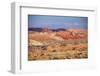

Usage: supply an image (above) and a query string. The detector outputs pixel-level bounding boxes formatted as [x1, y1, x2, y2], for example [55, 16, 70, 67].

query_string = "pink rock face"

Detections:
[28, 29, 87, 41]
[56, 29, 87, 40]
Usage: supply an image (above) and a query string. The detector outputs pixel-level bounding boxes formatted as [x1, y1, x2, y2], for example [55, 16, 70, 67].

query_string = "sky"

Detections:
[28, 15, 88, 29]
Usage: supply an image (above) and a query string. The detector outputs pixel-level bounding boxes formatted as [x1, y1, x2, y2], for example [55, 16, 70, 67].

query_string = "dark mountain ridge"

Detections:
[28, 27, 67, 32]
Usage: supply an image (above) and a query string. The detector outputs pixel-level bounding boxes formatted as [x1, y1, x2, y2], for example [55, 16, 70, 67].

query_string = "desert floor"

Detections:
[28, 39, 88, 61]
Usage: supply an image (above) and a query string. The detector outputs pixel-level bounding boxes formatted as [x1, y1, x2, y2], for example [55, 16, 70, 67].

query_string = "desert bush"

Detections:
[60, 43, 67, 46]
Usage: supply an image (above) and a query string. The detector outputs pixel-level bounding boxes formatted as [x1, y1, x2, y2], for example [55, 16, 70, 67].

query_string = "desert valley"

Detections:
[28, 27, 88, 60]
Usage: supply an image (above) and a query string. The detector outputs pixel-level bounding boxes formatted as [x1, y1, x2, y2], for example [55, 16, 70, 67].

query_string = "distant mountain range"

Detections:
[28, 28, 66, 32]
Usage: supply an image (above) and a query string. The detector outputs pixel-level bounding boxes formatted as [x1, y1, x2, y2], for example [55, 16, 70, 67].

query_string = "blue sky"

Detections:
[28, 15, 88, 29]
